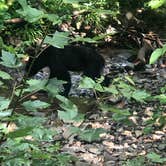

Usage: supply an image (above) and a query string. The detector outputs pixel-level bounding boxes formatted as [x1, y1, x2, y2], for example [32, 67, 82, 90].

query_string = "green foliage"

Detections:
[69, 127, 105, 142]
[148, 0, 166, 9]
[0, 96, 10, 111]
[0, 0, 11, 29]
[57, 95, 84, 122]
[143, 109, 165, 133]
[0, 109, 12, 117]
[0, 112, 70, 165]
[0, 70, 12, 80]
[100, 104, 131, 124]
[81, 76, 151, 103]
[149, 44, 166, 64]
[7, 126, 34, 139]
[122, 156, 145, 166]
[107, 78, 151, 102]
[46, 78, 65, 97]
[22, 100, 50, 112]
[147, 152, 166, 163]
[17, 0, 44, 23]
[25, 79, 47, 92]
[0, 1, 165, 165]
[154, 94, 166, 104]
[143, 126, 153, 134]
[44, 14, 61, 25]
[0, 50, 22, 68]
[0, 20, 75, 165]
[16, 115, 46, 127]
[79, 76, 105, 92]
[79, 76, 96, 89]
[72, 36, 99, 43]
[44, 31, 70, 48]
[78, 128, 105, 142]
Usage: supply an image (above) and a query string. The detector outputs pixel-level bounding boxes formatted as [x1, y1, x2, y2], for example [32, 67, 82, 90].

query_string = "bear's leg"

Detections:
[83, 64, 101, 80]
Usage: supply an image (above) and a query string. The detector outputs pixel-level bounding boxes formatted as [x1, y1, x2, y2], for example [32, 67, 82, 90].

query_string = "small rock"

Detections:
[127, 147, 135, 152]
[88, 147, 101, 155]
[158, 144, 165, 151]
[122, 130, 132, 137]
[102, 141, 115, 149]
[145, 143, 152, 149]
[75, 161, 91, 166]
[152, 134, 163, 140]
[104, 151, 114, 162]
[131, 143, 137, 149]
[62, 146, 86, 153]
[153, 144, 158, 148]
[104, 161, 116, 166]
[118, 136, 124, 142]
[135, 130, 143, 137]
[117, 127, 123, 132]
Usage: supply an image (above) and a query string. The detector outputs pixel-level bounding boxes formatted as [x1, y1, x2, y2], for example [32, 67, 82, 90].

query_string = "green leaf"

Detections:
[94, 83, 105, 92]
[44, 14, 61, 25]
[162, 44, 166, 53]
[68, 126, 81, 135]
[5, 139, 35, 152]
[79, 128, 105, 142]
[112, 112, 130, 122]
[0, 80, 3, 86]
[56, 154, 76, 166]
[0, 96, 10, 111]
[32, 127, 55, 141]
[16, 115, 46, 127]
[149, 48, 163, 64]
[100, 104, 112, 112]
[125, 76, 135, 86]
[3, 158, 31, 166]
[154, 94, 166, 104]
[111, 108, 131, 122]
[0, 50, 22, 68]
[143, 126, 153, 134]
[72, 37, 98, 43]
[44, 31, 70, 48]
[56, 95, 78, 112]
[132, 90, 150, 102]
[117, 81, 135, 99]
[25, 79, 47, 92]
[58, 109, 78, 122]
[22, 100, 50, 112]
[79, 77, 96, 89]
[8, 127, 34, 138]
[100, 105, 131, 123]
[148, 0, 166, 9]
[123, 157, 145, 166]
[17, 0, 44, 23]
[31, 151, 51, 160]
[17, 0, 28, 9]
[46, 78, 65, 97]
[0, 70, 12, 80]
[147, 152, 166, 163]
[103, 85, 119, 94]
[63, 0, 82, 4]
[0, 36, 4, 48]
[57, 95, 84, 122]
[0, 109, 12, 117]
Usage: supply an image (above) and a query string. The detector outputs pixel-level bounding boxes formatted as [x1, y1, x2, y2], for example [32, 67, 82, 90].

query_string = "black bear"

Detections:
[25, 45, 106, 96]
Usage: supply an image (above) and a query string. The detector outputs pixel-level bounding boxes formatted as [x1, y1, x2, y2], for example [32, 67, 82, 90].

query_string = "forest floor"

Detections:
[1, 43, 165, 166]
[32, 48, 166, 166]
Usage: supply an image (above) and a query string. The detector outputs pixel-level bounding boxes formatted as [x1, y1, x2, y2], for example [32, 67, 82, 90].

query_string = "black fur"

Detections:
[25, 45, 105, 96]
